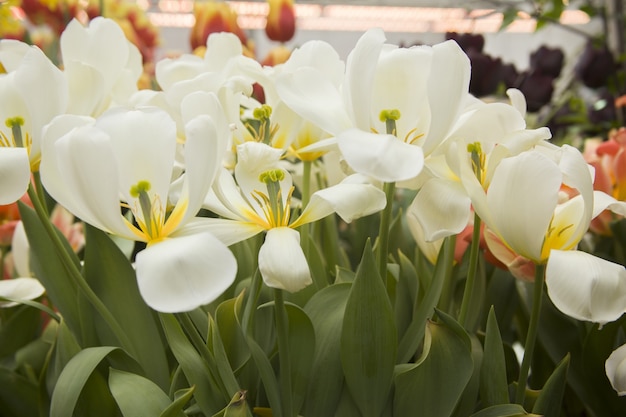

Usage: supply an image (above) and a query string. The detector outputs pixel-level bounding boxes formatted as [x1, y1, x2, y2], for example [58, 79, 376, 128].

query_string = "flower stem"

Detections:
[299, 161, 312, 257]
[32, 171, 48, 216]
[515, 263, 546, 405]
[273, 289, 293, 417]
[26, 184, 132, 350]
[377, 181, 396, 280]
[458, 213, 482, 329]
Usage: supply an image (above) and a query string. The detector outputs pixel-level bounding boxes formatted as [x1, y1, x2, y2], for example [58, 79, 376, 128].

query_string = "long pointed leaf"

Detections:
[340, 240, 396, 417]
[480, 306, 510, 407]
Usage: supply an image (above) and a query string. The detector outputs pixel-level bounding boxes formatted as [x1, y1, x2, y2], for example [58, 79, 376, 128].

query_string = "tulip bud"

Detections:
[190, 1, 247, 50]
[606, 344, 626, 396]
[265, 0, 296, 43]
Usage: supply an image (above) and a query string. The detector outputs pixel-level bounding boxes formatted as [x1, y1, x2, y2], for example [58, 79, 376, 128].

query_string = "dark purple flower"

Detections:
[530, 45, 564, 78]
[466, 49, 503, 97]
[516, 71, 555, 112]
[445, 32, 484, 53]
[575, 42, 617, 89]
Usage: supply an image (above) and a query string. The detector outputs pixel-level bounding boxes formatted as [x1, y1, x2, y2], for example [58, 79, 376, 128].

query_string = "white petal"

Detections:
[296, 180, 386, 226]
[97, 108, 177, 206]
[338, 128, 424, 183]
[135, 233, 237, 312]
[592, 190, 626, 218]
[422, 40, 470, 155]
[0, 277, 45, 308]
[0, 148, 30, 204]
[11, 221, 31, 278]
[258, 227, 312, 292]
[0, 39, 32, 72]
[606, 344, 626, 396]
[506, 88, 527, 118]
[275, 68, 352, 135]
[546, 250, 626, 325]
[345, 28, 386, 131]
[177, 217, 263, 247]
[409, 178, 471, 241]
[487, 151, 561, 261]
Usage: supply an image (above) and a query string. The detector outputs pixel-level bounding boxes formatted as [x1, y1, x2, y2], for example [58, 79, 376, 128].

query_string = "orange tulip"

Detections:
[265, 0, 295, 43]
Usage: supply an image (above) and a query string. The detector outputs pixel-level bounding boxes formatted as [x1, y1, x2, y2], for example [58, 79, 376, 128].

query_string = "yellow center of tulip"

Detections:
[1, 117, 38, 171]
[249, 169, 294, 229]
[125, 180, 186, 244]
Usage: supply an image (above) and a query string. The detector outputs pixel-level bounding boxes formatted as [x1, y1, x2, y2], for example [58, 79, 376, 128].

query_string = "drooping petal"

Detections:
[295, 179, 386, 227]
[338, 128, 424, 183]
[408, 178, 471, 242]
[546, 250, 626, 325]
[177, 217, 263, 247]
[592, 190, 626, 218]
[606, 344, 626, 396]
[11, 221, 31, 278]
[487, 150, 562, 261]
[506, 88, 527, 118]
[135, 233, 237, 312]
[0, 277, 45, 308]
[0, 148, 30, 205]
[258, 227, 312, 292]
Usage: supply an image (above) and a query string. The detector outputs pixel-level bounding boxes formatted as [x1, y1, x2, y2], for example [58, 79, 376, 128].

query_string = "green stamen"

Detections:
[130, 180, 155, 237]
[467, 142, 485, 182]
[379, 109, 401, 135]
[258, 169, 287, 227]
[6, 117, 24, 148]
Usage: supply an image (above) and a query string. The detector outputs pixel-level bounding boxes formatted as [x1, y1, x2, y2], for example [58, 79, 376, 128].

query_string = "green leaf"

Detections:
[208, 315, 242, 396]
[398, 235, 455, 362]
[395, 251, 418, 341]
[454, 335, 484, 417]
[499, 8, 519, 31]
[215, 295, 250, 373]
[285, 303, 315, 415]
[0, 304, 42, 357]
[0, 366, 39, 417]
[340, 240, 396, 417]
[161, 386, 196, 417]
[109, 368, 184, 417]
[18, 203, 91, 344]
[470, 403, 537, 417]
[394, 310, 473, 417]
[303, 283, 351, 417]
[159, 313, 226, 415]
[532, 354, 569, 417]
[480, 307, 510, 407]
[83, 225, 169, 389]
[49, 346, 131, 417]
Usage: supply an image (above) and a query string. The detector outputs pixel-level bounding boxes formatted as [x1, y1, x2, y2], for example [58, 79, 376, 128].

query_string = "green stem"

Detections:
[26, 184, 132, 349]
[436, 234, 458, 314]
[515, 263, 546, 405]
[377, 181, 396, 280]
[299, 161, 312, 257]
[32, 171, 48, 216]
[242, 269, 263, 334]
[458, 213, 483, 329]
[273, 289, 293, 417]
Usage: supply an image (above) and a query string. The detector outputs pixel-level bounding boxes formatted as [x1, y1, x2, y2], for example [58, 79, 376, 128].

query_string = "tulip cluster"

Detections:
[2, 16, 626, 417]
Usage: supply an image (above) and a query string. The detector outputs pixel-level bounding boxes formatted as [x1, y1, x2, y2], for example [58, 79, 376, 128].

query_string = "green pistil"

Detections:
[379, 109, 401, 136]
[253, 104, 272, 121]
[467, 142, 484, 181]
[259, 169, 285, 227]
[130, 180, 154, 237]
[6, 117, 24, 148]
[253, 104, 273, 145]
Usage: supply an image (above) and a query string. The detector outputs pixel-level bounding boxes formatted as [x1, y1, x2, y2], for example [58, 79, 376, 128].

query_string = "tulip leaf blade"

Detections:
[532, 353, 569, 417]
[394, 309, 473, 417]
[480, 306, 510, 407]
[303, 282, 351, 417]
[108, 368, 184, 417]
[340, 239, 397, 417]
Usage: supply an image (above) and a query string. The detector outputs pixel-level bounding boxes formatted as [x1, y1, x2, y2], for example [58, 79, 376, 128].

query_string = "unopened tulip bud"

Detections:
[265, 0, 296, 43]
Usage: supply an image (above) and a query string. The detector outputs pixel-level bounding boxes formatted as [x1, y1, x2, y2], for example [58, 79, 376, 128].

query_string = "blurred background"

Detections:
[2, 0, 625, 143]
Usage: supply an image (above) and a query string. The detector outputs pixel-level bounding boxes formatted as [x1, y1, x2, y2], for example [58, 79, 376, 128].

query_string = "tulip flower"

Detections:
[265, 0, 296, 43]
[60, 17, 143, 117]
[276, 29, 470, 184]
[190, 1, 247, 51]
[40, 104, 237, 312]
[201, 141, 386, 292]
[0, 40, 67, 204]
[606, 343, 626, 396]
